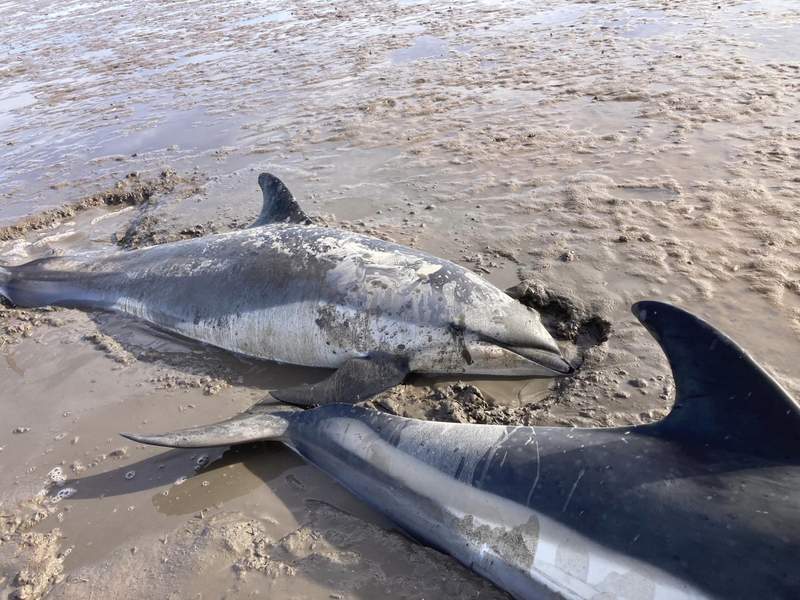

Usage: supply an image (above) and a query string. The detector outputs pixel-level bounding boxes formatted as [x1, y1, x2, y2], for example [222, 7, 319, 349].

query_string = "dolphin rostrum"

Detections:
[0, 173, 571, 404]
[123, 301, 800, 599]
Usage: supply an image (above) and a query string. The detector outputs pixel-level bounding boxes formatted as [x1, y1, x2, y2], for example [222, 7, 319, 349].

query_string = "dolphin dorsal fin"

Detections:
[634, 301, 800, 459]
[251, 173, 311, 227]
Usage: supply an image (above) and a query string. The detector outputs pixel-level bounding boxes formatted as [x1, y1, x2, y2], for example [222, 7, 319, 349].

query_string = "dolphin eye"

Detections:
[448, 323, 465, 336]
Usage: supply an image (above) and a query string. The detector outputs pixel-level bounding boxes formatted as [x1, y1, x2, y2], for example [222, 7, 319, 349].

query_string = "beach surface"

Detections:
[1, 0, 799, 597]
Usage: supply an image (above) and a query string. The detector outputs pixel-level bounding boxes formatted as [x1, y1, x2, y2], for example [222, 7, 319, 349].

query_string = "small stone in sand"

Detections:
[559, 250, 576, 262]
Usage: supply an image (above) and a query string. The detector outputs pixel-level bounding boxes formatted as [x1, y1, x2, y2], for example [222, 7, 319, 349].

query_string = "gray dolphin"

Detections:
[124, 301, 800, 599]
[0, 173, 571, 403]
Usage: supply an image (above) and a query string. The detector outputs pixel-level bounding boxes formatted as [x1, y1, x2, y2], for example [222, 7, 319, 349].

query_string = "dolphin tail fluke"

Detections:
[633, 301, 800, 458]
[0, 256, 83, 308]
[120, 402, 301, 448]
[251, 173, 311, 227]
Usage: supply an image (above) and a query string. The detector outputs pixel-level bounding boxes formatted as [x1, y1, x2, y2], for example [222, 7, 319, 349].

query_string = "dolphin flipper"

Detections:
[634, 300, 800, 459]
[272, 354, 409, 407]
[251, 173, 311, 227]
[121, 402, 301, 448]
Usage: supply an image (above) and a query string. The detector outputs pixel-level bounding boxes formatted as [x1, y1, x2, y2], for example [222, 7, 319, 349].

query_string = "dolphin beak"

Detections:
[506, 345, 575, 376]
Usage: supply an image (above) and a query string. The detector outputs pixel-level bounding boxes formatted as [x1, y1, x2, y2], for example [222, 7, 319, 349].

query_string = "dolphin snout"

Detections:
[506, 345, 574, 376]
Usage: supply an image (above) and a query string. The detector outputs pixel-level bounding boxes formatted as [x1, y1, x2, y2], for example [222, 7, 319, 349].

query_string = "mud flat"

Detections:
[2, 0, 799, 598]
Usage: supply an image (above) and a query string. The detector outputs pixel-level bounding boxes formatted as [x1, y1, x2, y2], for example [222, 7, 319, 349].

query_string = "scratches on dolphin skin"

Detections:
[526, 438, 542, 508]
[476, 428, 512, 486]
[562, 468, 586, 513]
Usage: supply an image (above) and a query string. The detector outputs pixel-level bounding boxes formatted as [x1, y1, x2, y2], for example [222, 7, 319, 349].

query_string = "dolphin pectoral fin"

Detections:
[120, 402, 301, 448]
[272, 355, 410, 407]
[633, 301, 800, 458]
[251, 173, 311, 227]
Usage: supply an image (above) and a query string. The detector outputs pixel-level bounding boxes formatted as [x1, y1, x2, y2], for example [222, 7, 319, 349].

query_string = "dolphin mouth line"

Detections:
[471, 331, 574, 376]
[502, 343, 575, 375]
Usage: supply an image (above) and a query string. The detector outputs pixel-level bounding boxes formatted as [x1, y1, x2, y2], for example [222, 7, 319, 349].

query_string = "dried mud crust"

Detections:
[115, 214, 227, 250]
[0, 170, 203, 243]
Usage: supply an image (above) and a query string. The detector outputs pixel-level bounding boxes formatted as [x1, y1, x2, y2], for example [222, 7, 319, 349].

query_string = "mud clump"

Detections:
[0, 494, 65, 600]
[150, 372, 228, 396]
[368, 376, 669, 430]
[220, 502, 505, 596]
[0, 170, 186, 242]
[0, 306, 64, 348]
[367, 382, 556, 427]
[115, 215, 222, 250]
[83, 332, 136, 365]
[5, 531, 64, 599]
[506, 280, 612, 346]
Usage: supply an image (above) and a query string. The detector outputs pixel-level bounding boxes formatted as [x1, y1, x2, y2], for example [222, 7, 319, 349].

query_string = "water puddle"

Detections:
[390, 35, 451, 63]
[618, 10, 687, 39]
[152, 444, 304, 517]
[238, 10, 294, 27]
[0, 81, 36, 133]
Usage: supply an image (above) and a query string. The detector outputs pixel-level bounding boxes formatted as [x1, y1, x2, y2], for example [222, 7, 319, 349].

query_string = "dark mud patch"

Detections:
[506, 280, 612, 347]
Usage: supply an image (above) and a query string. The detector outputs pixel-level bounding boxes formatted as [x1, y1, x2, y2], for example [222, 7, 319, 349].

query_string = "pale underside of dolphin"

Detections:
[0, 173, 571, 405]
[125, 301, 800, 599]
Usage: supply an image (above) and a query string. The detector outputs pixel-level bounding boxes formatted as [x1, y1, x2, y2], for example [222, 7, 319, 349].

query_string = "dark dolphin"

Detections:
[0, 173, 571, 404]
[124, 301, 800, 599]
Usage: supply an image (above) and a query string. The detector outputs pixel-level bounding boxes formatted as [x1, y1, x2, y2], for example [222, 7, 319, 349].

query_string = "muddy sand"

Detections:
[1, 0, 799, 598]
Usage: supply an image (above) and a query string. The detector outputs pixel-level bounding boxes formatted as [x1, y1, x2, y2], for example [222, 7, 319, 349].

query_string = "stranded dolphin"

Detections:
[0, 173, 571, 403]
[124, 301, 800, 599]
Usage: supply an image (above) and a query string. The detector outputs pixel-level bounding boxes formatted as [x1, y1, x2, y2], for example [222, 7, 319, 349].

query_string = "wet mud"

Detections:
[2, 0, 799, 598]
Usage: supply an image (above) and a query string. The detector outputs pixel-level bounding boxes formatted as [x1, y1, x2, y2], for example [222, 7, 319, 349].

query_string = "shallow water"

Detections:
[1, 0, 799, 598]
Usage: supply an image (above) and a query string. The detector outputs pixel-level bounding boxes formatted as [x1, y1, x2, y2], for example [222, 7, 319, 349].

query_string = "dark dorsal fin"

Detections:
[251, 173, 311, 227]
[634, 301, 800, 459]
